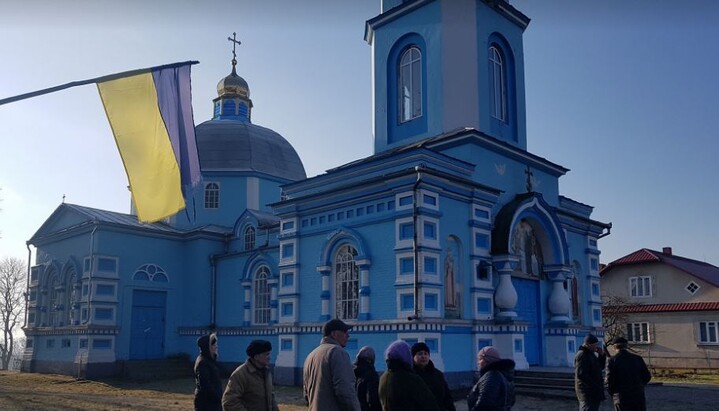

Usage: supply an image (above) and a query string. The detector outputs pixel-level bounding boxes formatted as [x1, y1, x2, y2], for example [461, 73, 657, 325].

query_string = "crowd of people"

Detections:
[191, 320, 652, 411]
[191, 318, 516, 411]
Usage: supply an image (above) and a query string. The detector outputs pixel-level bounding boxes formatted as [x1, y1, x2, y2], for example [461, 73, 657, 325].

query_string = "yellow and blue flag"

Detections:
[97, 62, 200, 223]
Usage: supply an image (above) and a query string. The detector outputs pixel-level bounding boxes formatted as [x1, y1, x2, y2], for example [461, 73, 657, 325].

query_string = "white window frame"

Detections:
[399, 46, 422, 123]
[627, 322, 651, 344]
[699, 321, 719, 344]
[629, 276, 652, 298]
[489, 45, 506, 121]
[253, 266, 271, 325]
[204, 182, 220, 209]
[334, 245, 359, 320]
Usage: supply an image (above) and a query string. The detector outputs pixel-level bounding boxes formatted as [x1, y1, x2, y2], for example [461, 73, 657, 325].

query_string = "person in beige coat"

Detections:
[222, 340, 279, 411]
[303, 319, 361, 411]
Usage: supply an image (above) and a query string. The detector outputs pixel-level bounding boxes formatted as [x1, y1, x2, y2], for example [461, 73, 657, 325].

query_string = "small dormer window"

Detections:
[204, 183, 219, 209]
[686, 281, 700, 295]
[244, 226, 256, 251]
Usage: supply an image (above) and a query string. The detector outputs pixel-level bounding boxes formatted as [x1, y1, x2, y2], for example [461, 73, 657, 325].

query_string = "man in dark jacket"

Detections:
[354, 346, 381, 411]
[606, 337, 651, 411]
[194, 333, 223, 411]
[379, 340, 440, 411]
[411, 342, 456, 411]
[574, 334, 606, 411]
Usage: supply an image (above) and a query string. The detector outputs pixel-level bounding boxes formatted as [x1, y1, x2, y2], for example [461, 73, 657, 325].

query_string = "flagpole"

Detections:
[0, 60, 199, 106]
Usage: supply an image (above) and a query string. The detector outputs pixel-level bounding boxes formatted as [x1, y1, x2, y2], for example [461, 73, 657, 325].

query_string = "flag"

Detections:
[97, 63, 200, 223]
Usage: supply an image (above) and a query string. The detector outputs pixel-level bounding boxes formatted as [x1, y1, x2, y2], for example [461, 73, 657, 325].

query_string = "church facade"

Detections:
[22, 0, 609, 387]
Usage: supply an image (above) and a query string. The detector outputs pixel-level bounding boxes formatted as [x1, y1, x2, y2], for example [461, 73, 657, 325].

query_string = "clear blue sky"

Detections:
[1, 0, 717, 267]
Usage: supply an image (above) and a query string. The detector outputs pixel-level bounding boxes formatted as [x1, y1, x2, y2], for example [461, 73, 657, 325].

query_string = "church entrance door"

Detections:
[514, 278, 542, 365]
[130, 290, 167, 360]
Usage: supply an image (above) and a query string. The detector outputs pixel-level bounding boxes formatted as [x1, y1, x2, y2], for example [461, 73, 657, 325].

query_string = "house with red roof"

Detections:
[600, 247, 719, 369]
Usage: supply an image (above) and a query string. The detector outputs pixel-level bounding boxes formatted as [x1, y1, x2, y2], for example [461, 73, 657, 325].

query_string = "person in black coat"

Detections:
[574, 334, 606, 411]
[606, 337, 652, 411]
[411, 342, 456, 411]
[467, 346, 515, 411]
[354, 345, 382, 411]
[194, 333, 223, 411]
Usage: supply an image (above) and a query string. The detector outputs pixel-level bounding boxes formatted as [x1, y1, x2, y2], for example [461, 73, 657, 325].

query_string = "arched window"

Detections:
[489, 45, 506, 122]
[204, 182, 219, 209]
[244, 226, 256, 251]
[399, 46, 422, 123]
[133, 264, 169, 282]
[335, 245, 359, 320]
[253, 266, 271, 325]
[48, 274, 60, 327]
[66, 270, 78, 325]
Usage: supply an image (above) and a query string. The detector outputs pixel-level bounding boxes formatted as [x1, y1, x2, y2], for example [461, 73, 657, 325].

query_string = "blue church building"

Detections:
[22, 0, 610, 387]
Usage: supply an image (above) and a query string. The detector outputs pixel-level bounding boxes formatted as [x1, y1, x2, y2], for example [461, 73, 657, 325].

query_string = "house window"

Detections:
[686, 281, 700, 295]
[281, 243, 294, 259]
[281, 338, 293, 351]
[627, 322, 650, 343]
[61, 339, 71, 348]
[699, 321, 719, 344]
[477, 298, 492, 314]
[335, 245, 359, 320]
[253, 266, 271, 325]
[244, 226, 256, 251]
[97, 257, 117, 272]
[399, 46, 422, 123]
[204, 182, 219, 209]
[629, 276, 652, 297]
[489, 45, 506, 121]
[95, 308, 113, 321]
[96, 284, 115, 296]
[475, 232, 489, 249]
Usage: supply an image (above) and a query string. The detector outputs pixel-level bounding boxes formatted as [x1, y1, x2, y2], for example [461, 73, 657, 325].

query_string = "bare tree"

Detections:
[0, 256, 26, 370]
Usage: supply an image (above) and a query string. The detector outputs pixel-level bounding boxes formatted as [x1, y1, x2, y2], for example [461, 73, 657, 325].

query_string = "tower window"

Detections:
[253, 266, 271, 325]
[204, 183, 219, 209]
[399, 46, 422, 123]
[489, 45, 506, 122]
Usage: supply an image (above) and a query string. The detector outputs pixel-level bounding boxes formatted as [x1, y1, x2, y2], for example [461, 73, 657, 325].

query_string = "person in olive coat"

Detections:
[411, 342, 456, 411]
[194, 333, 223, 411]
[354, 346, 381, 411]
[222, 339, 279, 411]
[378, 340, 440, 411]
[606, 337, 651, 411]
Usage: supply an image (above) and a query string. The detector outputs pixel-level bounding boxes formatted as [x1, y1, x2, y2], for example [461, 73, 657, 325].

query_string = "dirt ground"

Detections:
[2, 370, 719, 410]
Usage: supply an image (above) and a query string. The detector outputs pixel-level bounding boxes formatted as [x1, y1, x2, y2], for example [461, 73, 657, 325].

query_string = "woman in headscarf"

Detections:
[354, 346, 381, 411]
[466, 346, 515, 411]
[378, 340, 440, 411]
[194, 333, 223, 411]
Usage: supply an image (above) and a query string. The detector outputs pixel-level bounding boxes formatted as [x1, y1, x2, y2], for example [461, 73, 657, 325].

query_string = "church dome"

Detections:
[217, 68, 250, 99]
[195, 119, 306, 181]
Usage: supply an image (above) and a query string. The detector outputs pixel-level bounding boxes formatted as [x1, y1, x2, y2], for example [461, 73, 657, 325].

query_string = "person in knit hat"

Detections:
[193, 333, 223, 411]
[222, 339, 279, 411]
[574, 334, 606, 411]
[378, 340, 440, 411]
[354, 346, 381, 411]
[467, 346, 516, 411]
[411, 342, 456, 410]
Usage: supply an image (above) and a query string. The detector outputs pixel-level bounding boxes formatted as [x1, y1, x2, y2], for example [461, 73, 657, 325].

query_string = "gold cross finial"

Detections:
[227, 32, 241, 72]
